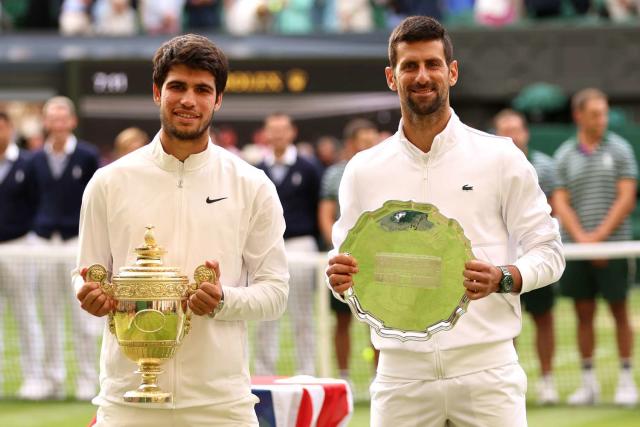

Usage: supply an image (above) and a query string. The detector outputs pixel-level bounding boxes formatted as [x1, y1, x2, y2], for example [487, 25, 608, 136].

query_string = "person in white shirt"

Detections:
[326, 16, 564, 427]
[74, 34, 289, 426]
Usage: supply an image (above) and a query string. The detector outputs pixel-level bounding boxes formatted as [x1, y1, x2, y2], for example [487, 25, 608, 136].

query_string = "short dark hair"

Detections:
[343, 118, 377, 141]
[0, 111, 9, 123]
[388, 16, 453, 68]
[153, 34, 228, 97]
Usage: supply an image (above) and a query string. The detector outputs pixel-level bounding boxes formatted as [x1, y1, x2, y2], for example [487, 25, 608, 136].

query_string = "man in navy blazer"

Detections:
[28, 96, 100, 400]
[0, 111, 47, 400]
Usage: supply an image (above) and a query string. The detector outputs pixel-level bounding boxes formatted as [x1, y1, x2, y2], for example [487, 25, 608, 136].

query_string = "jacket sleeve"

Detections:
[71, 169, 113, 294]
[217, 179, 289, 321]
[502, 147, 565, 294]
[325, 158, 361, 301]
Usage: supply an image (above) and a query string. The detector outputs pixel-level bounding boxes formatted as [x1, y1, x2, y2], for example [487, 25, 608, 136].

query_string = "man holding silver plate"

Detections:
[74, 35, 289, 426]
[326, 16, 565, 427]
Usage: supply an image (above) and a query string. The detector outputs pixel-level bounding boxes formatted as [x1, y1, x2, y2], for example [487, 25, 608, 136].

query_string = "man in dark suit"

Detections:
[28, 96, 100, 400]
[0, 111, 47, 399]
[254, 113, 321, 376]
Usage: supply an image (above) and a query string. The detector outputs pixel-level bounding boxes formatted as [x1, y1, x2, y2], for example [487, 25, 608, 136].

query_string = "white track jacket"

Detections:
[73, 135, 289, 408]
[331, 111, 564, 380]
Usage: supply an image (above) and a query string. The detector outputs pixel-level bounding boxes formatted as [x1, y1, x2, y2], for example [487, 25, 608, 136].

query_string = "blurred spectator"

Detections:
[494, 109, 559, 405]
[225, 0, 272, 35]
[0, 111, 47, 400]
[552, 88, 638, 406]
[19, 116, 45, 152]
[27, 96, 101, 400]
[254, 113, 320, 376]
[335, 0, 373, 32]
[384, 0, 443, 29]
[139, 0, 184, 35]
[318, 118, 379, 384]
[113, 126, 149, 159]
[59, 0, 93, 35]
[275, 0, 314, 34]
[606, 0, 640, 21]
[315, 135, 339, 172]
[211, 125, 240, 156]
[475, 0, 520, 26]
[185, 0, 223, 30]
[93, 0, 138, 36]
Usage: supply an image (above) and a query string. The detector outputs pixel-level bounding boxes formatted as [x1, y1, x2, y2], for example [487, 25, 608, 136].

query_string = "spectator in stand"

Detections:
[475, 0, 520, 26]
[384, 0, 443, 28]
[494, 109, 558, 405]
[334, 0, 373, 32]
[93, 0, 138, 36]
[225, 0, 272, 35]
[254, 112, 321, 376]
[0, 111, 47, 400]
[606, 0, 640, 21]
[552, 88, 639, 406]
[275, 0, 314, 34]
[27, 96, 101, 400]
[185, 0, 224, 31]
[318, 118, 379, 384]
[113, 126, 149, 160]
[59, 0, 93, 35]
[139, 0, 184, 35]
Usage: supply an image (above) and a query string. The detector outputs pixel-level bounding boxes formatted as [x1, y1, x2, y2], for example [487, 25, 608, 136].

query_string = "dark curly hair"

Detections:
[152, 34, 228, 97]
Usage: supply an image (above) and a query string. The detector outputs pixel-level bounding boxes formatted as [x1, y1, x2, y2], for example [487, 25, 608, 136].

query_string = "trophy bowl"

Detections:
[86, 226, 215, 403]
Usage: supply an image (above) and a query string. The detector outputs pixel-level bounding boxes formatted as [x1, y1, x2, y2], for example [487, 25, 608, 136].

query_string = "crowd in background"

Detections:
[0, 0, 639, 36]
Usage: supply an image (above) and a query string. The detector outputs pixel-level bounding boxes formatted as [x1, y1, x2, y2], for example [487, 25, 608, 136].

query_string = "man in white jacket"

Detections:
[74, 34, 289, 426]
[326, 16, 564, 427]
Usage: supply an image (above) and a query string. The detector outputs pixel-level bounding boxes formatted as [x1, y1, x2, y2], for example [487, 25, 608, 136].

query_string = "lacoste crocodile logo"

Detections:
[206, 197, 228, 204]
[462, 184, 473, 191]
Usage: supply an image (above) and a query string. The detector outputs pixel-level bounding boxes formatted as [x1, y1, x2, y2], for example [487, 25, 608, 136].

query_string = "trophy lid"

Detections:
[115, 226, 185, 280]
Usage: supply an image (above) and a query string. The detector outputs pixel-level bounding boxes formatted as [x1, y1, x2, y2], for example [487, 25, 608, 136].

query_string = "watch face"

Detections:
[499, 266, 513, 293]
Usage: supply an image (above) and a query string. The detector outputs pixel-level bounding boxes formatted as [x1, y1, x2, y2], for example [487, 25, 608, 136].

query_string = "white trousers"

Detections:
[370, 363, 528, 427]
[33, 234, 101, 392]
[0, 235, 45, 385]
[254, 235, 317, 376]
[95, 396, 259, 427]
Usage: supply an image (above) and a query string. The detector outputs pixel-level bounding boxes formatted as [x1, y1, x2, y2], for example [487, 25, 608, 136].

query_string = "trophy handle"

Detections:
[184, 264, 217, 335]
[86, 264, 116, 335]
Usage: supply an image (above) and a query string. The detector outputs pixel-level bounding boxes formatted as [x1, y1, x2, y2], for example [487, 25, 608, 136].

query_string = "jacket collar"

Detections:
[149, 132, 213, 172]
[4, 142, 19, 162]
[264, 144, 297, 168]
[44, 135, 77, 155]
[396, 108, 460, 162]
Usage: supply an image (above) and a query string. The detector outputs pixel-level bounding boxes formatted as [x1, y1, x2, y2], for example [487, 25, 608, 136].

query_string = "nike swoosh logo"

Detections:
[206, 197, 228, 204]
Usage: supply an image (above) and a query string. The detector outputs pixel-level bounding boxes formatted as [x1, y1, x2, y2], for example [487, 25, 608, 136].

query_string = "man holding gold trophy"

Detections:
[326, 16, 565, 427]
[74, 34, 289, 426]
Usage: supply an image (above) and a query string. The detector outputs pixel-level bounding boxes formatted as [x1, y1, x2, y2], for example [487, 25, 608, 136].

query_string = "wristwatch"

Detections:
[497, 266, 514, 293]
[208, 289, 225, 318]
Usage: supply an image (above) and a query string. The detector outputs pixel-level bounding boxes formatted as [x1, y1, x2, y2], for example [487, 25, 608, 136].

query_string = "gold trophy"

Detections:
[86, 226, 214, 403]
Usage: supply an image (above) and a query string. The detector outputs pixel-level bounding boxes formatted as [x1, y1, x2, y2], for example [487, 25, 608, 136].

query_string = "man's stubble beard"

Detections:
[405, 85, 448, 117]
[160, 110, 215, 141]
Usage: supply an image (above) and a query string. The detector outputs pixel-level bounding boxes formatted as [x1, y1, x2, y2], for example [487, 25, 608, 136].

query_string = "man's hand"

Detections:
[326, 253, 359, 295]
[188, 260, 223, 316]
[76, 267, 115, 317]
[462, 259, 502, 300]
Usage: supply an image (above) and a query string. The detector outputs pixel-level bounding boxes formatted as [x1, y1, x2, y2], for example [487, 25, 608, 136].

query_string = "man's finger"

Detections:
[329, 254, 358, 267]
[76, 282, 98, 301]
